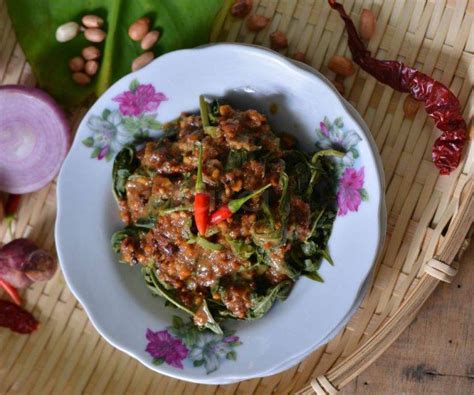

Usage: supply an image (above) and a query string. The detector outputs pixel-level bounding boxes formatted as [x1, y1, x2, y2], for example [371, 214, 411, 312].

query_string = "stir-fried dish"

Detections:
[112, 96, 341, 334]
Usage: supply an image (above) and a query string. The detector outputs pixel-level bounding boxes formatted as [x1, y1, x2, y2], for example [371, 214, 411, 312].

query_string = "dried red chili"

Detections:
[0, 300, 38, 334]
[0, 279, 22, 306]
[328, 0, 467, 175]
[5, 194, 20, 220]
[194, 143, 210, 235]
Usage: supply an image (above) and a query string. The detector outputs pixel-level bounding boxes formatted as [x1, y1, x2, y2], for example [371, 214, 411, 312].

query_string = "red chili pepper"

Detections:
[0, 279, 22, 306]
[210, 184, 272, 225]
[0, 300, 38, 334]
[328, 0, 467, 175]
[194, 143, 210, 235]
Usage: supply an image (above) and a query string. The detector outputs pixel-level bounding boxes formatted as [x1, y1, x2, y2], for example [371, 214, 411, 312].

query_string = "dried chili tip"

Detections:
[231, 0, 253, 18]
[0, 300, 39, 334]
[328, 0, 468, 175]
[5, 194, 21, 219]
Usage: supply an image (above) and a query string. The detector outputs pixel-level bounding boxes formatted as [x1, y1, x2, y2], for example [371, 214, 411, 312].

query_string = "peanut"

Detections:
[82, 46, 101, 60]
[55, 21, 80, 42]
[231, 0, 253, 18]
[68, 56, 85, 72]
[84, 60, 99, 76]
[128, 17, 150, 41]
[131, 51, 154, 71]
[292, 52, 306, 63]
[328, 55, 354, 76]
[81, 15, 104, 28]
[84, 28, 106, 42]
[333, 80, 345, 95]
[72, 72, 91, 85]
[403, 96, 420, 118]
[359, 9, 376, 40]
[140, 30, 160, 50]
[246, 14, 269, 32]
[270, 31, 288, 51]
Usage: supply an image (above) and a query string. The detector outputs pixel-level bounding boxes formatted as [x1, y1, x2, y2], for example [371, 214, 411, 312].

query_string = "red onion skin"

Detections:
[0, 239, 57, 288]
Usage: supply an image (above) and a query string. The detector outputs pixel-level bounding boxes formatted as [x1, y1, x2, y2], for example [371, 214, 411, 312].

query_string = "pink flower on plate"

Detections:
[320, 121, 329, 137]
[145, 329, 188, 369]
[337, 167, 365, 216]
[113, 83, 168, 116]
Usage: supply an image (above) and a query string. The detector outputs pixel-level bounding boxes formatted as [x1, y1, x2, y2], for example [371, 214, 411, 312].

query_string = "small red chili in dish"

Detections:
[193, 143, 210, 235]
[0, 299, 38, 334]
[328, 0, 467, 175]
[210, 183, 271, 225]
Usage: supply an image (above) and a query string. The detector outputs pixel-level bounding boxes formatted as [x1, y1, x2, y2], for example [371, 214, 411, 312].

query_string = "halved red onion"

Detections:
[0, 85, 70, 193]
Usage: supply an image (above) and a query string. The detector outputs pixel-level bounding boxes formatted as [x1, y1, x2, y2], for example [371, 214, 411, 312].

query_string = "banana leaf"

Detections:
[7, 0, 231, 106]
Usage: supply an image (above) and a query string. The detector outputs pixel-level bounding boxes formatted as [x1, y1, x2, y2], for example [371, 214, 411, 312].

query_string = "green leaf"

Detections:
[110, 226, 145, 258]
[112, 145, 140, 200]
[226, 237, 255, 260]
[359, 188, 369, 201]
[195, 299, 223, 334]
[226, 351, 237, 361]
[334, 117, 344, 128]
[7, 0, 230, 106]
[153, 358, 165, 365]
[82, 137, 94, 147]
[102, 108, 111, 120]
[188, 235, 223, 251]
[245, 281, 293, 320]
[226, 149, 249, 170]
[129, 79, 139, 92]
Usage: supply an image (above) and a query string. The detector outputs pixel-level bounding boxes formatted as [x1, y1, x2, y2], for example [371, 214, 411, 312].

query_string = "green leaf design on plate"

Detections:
[6, 0, 231, 106]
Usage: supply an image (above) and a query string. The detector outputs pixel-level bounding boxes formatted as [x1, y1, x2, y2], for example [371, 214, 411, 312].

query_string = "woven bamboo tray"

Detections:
[1, 0, 473, 393]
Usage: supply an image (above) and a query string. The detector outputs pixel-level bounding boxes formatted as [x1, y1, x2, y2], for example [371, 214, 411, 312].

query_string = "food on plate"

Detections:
[112, 97, 341, 333]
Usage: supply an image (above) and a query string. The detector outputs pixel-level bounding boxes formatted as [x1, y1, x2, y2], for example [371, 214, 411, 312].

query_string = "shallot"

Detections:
[0, 239, 57, 289]
[0, 86, 70, 193]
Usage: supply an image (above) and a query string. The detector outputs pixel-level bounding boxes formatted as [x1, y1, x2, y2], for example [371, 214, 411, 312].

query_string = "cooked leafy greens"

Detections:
[111, 97, 341, 334]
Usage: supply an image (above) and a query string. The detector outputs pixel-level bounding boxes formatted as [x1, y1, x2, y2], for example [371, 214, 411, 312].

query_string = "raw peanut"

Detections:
[68, 57, 85, 72]
[333, 80, 345, 95]
[72, 72, 91, 85]
[82, 15, 104, 28]
[84, 28, 106, 42]
[270, 31, 288, 51]
[328, 55, 354, 76]
[403, 96, 420, 118]
[132, 51, 154, 71]
[231, 0, 252, 18]
[84, 60, 99, 76]
[359, 9, 376, 40]
[55, 21, 80, 42]
[82, 46, 101, 60]
[128, 17, 150, 41]
[246, 14, 269, 32]
[140, 31, 160, 50]
[292, 52, 306, 63]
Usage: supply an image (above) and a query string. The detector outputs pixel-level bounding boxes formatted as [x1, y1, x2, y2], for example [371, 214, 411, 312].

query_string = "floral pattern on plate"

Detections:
[82, 79, 168, 160]
[146, 316, 242, 374]
[315, 116, 368, 216]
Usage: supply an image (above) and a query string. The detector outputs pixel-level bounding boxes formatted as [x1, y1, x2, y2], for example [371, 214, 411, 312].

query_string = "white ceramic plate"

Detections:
[56, 43, 386, 384]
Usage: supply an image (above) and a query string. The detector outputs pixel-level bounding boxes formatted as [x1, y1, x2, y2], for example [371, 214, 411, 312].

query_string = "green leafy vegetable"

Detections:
[7, 0, 231, 106]
[111, 226, 145, 262]
[226, 237, 255, 260]
[112, 145, 140, 200]
[188, 235, 223, 251]
[246, 280, 293, 320]
[226, 150, 249, 170]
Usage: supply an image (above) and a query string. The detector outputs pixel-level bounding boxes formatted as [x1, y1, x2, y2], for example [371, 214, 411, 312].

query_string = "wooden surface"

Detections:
[341, 241, 474, 395]
[1, 1, 473, 393]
